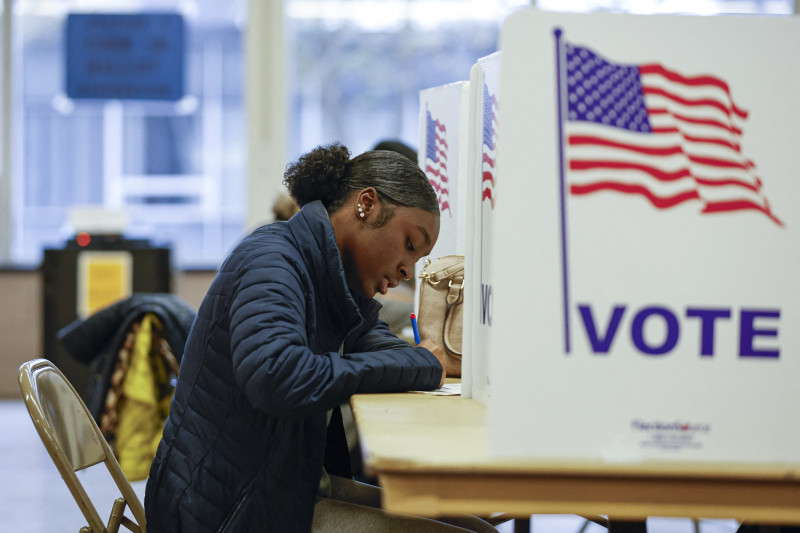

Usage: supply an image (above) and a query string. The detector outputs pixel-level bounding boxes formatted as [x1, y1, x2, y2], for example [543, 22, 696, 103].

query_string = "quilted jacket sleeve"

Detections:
[228, 246, 441, 419]
[352, 318, 408, 351]
[337, 319, 443, 394]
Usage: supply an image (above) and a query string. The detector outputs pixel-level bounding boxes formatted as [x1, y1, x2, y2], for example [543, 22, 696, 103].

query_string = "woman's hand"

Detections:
[417, 339, 446, 388]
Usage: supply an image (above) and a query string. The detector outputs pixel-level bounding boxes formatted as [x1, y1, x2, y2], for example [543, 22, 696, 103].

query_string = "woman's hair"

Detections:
[283, 143, 439, 227]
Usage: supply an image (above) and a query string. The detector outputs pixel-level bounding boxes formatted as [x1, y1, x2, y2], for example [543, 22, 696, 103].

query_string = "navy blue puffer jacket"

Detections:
[144, 200, 442, 532]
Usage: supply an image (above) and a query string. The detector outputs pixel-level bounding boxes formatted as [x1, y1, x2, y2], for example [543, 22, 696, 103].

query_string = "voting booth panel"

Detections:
[488, 9, 800, 463]
[463, 52, 501, 404]
[416, 82, 470, 290]
[416, 82, 473, 391]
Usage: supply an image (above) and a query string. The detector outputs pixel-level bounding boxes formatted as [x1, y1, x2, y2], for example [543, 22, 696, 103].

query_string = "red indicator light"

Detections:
[76, 232, 91, 247]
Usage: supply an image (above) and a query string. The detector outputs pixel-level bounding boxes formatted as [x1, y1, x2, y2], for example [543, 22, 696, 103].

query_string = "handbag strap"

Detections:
[419, 256, 464, 286]
[442, 276, 464, 357]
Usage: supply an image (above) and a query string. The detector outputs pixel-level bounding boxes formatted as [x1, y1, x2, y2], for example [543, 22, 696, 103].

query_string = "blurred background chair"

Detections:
[18, 358, 146, 533]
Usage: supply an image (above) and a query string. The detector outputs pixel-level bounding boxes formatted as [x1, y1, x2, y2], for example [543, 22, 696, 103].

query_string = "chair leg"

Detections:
[580, 515, 610, 528]
[120, 516, 143, 533]
[607, 520, 647, 533]
[107, 497, 127, 533]
[513, 517, 531, 533]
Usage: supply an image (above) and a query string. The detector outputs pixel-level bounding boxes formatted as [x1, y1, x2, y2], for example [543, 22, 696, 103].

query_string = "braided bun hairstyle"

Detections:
[283, 143, 439, 226]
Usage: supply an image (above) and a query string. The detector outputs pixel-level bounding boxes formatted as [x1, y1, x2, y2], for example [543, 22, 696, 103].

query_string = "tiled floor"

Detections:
[0, 399, 740, 533]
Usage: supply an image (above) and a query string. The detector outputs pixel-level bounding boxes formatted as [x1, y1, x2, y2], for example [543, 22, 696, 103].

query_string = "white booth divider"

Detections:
[416, 82, 471, 284]
[416, 81, 472, 392]
[486, 8, 800, 462]
[463, 52, 501, 404]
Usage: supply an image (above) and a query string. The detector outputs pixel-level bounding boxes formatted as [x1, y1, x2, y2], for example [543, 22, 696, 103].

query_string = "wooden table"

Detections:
[350, 391, 800, 527]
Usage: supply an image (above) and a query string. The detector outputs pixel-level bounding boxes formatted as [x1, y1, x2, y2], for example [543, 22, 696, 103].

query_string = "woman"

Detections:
[144, 144, 495, 532]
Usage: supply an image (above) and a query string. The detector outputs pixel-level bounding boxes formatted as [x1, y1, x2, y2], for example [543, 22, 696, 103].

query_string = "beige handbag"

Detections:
[417, 255, 464, 377]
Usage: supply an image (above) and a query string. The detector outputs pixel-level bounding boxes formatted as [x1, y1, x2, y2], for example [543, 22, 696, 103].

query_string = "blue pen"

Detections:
[410, 313, 421, 344]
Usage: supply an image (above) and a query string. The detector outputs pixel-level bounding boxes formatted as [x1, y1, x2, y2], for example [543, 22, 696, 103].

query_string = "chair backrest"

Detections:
[19, 358, 147, 533]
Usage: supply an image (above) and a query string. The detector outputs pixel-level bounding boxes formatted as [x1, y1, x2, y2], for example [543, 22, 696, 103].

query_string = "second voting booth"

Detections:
[420, 8, 800, 465]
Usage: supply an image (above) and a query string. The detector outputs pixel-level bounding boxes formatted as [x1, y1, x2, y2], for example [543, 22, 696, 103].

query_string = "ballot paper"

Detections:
[411, 383, 462, 396]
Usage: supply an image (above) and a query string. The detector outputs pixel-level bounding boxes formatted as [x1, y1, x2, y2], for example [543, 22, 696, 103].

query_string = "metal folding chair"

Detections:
[18, 358, 146, 533]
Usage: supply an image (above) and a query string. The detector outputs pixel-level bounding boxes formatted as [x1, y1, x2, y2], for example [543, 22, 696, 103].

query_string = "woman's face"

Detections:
[345, 201, 440, 299]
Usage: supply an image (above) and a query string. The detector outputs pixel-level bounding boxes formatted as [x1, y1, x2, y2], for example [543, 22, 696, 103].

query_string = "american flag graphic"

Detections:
[424, 109, 451, 215]
[564, 42, 783, 226]
[482, 82, 498, 209]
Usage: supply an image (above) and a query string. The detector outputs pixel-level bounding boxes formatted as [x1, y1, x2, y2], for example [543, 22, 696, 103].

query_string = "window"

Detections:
[536, 0, 791, 14]
[6, 0, 791, 268]
[286, 0, 530, 161]
[12, 0, 246, 268]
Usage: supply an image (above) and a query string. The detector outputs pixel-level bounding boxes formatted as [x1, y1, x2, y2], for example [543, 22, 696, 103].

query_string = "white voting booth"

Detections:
[416, 82, 470, 285]
[417, 55, 501, 402]
[478, 8, 800, 463]
[463, 53, 501, 404]
[416, 81, 472, 389]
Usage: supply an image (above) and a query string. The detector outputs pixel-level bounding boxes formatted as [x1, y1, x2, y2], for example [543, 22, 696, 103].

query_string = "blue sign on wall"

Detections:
[65, 13, 185, 101]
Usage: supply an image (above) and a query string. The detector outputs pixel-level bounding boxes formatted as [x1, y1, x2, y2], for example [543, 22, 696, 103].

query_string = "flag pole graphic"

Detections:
[554, 28, 571, 354]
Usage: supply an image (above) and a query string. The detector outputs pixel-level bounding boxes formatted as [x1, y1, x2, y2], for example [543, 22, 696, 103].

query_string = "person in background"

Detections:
[144, 143, 496, 533]
[372, 139, 418, 163]
[272, 191, 301, 221]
